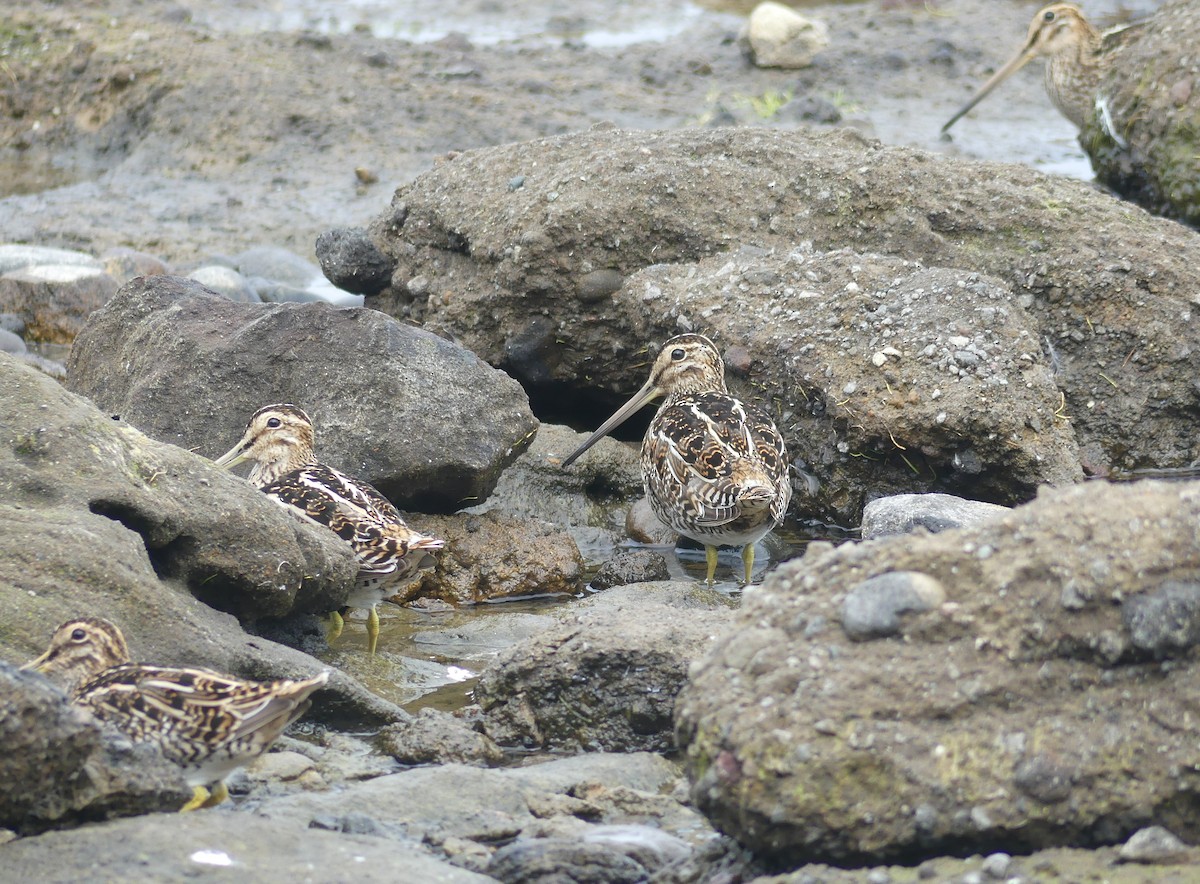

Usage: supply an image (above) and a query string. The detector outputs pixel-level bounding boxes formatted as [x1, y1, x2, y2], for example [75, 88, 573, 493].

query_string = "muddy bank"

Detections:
[0, 0, 1168, 265]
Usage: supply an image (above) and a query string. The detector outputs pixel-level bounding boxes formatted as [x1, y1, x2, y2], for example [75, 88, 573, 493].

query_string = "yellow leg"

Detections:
[366, 605, 380, 657]
[326, 610, 344, 643]
[704, 545, 718, 586]
[742, 543, 755, 586]
[200, 781, 229, 808]
[180, 785, 210, 812]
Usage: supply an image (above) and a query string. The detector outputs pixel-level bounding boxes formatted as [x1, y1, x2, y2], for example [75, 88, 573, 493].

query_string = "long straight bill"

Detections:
[942, 46, 1037, 133]
[561, 381, 661, 467]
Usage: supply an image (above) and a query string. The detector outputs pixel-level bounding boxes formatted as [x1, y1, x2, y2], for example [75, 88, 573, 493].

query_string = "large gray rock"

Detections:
[475, 582, 736, 752]
[3, 351, 356, 622]
[0, 663, 190, 833]
[66, 275, 537, 513]
[675, 479, 1200, 865]
[1, 811, 492, 883]
[0, 353, 399, 727]
[347, 126, 1200, 521]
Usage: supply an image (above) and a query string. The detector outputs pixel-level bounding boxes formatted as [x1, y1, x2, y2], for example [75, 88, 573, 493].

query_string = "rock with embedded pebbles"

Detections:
[379, 708, 504, 767]
[345, 126, 1200, 520]
[676, 479, 1200, 864]
[66, 275, 537, 513]
[403, 510, 584, 604]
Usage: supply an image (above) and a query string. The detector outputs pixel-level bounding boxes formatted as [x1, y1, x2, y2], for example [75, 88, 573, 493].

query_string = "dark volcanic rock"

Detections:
[676, 479, 1200, 865]
[65, 275, 537, 513]
[590, 550, 670, 590]
[315, 226, 395, 295]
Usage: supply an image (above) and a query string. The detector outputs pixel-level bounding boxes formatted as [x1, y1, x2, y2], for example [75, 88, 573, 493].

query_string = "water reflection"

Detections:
[324, 516, 851, 714]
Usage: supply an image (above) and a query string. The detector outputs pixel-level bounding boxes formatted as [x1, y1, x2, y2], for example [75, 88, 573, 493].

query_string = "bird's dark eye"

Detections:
[70, 628, 86, 641]
[671, 348, 686, 361]
[266, 417, 282, 428]
[1043, 10, 1055, 21]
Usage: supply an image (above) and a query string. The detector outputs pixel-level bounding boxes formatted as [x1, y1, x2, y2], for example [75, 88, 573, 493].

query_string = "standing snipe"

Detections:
[943, 3, 1144, 137]
[22, 617, 327, 811]
[562, 334, 791, 585]
[215, 404, 444, 656]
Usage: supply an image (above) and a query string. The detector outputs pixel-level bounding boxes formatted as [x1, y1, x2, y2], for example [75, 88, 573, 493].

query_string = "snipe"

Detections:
[23, 617, 327, 811]
[562, 334, 791, 586]
[215, 404, 444, 655]
[943, 3, 1143, 140]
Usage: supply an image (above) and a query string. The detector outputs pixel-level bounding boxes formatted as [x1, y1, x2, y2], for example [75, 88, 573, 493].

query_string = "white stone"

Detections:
[740, 1, 830, 70]
[0, 244, 102, 275]
[3, 263, 104, 283]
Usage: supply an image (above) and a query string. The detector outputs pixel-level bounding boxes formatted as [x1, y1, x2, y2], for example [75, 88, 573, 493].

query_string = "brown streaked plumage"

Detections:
[562, 333, 791, 585]
[22, 618, 327, 811]
[214, 404, 444, 656]
[943, 3, 1143, 135]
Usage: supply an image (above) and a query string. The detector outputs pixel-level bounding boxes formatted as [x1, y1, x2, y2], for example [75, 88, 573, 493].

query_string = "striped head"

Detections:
[562, 333, 729, 468]
[645, 334, 728, 399]
[22, 618, 132, 692]
[942, 3, 1099, 133]
[1019, 4, 1097, 61]
[213, 404, 316, 486]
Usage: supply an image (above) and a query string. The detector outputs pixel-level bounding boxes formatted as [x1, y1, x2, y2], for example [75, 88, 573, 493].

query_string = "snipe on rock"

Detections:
[562, 333, 792, 586]
[22, 617, 327, 811]
[943, 3, 1145, 143]
[215, 404, 444, 656]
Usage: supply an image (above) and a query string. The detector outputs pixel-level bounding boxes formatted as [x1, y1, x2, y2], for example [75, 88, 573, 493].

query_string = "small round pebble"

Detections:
[982, 852, 1011, 878]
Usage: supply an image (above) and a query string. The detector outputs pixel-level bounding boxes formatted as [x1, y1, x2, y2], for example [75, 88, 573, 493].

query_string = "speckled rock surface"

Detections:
[1, 811, 493, 883]
[676, 479, 1200, 864]
[351, 126, 1200, 520]
[861, 492, 1010, 540]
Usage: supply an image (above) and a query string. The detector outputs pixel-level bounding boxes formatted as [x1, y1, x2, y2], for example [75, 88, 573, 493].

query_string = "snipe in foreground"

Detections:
[215, 404, 444, 656]
[943, 3, 1144, 140]
[22, 617, 327, 811]
[562, 334, 792, 586]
